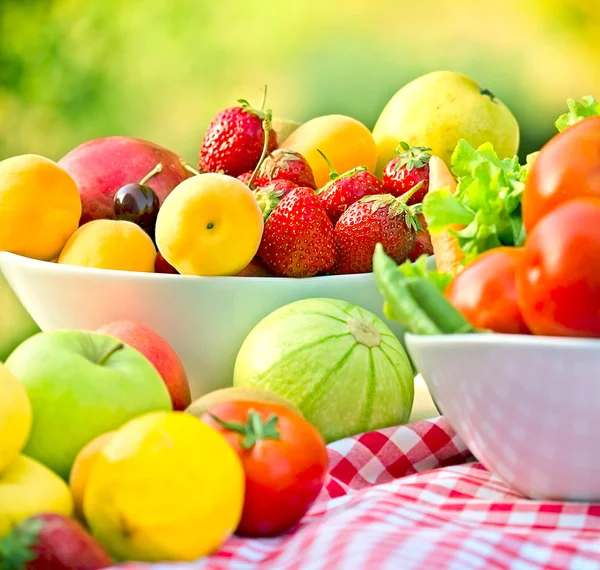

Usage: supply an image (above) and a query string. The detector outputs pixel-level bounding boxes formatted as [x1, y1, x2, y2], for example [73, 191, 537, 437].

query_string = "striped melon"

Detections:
[233, 298, 414, 443]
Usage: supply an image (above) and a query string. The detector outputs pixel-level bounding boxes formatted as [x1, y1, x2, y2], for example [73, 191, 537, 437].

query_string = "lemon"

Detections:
[0, 155, 82, 261]
[0, 455, 73, 538]
[84, 411, 245, 563]
[0, 364, 32, 474]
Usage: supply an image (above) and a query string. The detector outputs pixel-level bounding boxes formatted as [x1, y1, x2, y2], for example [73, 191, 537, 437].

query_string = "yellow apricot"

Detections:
[282, 115, 377, 189]
[0, 155, 82, 261]
[58, 220, 156, 272]
[155, 174, 263, 276]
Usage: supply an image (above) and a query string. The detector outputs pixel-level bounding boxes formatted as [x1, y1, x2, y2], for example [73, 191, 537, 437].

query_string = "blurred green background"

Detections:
[0, 0, 598, 163]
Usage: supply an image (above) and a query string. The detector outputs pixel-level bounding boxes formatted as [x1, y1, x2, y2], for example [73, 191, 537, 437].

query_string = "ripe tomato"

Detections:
[517, 197, 600, 337]
[523, 116, 600, 232]
[445, 247, 530, 334]
[200, 400, 328, 538]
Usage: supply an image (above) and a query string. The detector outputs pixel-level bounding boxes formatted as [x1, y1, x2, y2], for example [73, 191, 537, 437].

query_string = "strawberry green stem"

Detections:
[316, 149, 339, 180]
[259, 85, 268, 111]
[210, 410, 281, 450]
[247, 118, 272, 189]
[0, 518, 43, 569]
[138, 163, 163, 185]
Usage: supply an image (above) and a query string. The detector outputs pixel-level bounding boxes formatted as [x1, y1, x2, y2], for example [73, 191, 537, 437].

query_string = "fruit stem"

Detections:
[139, 163, 163, 186]
[398, 181, 424, 204]
[316, 149, 339, 180]
[179, 159, 201, 177]
[259, 85, 268, 111]
[97, 342, 124, 366]
[210, 410, 281, 450]
[247, 117, 272, 189]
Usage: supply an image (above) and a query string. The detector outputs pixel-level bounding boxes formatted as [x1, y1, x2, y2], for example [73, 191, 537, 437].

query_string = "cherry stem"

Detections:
[97, 342, 124, 366]
[247, 117, 272, 189]
[316, 149, 339, 180]
[139, 163, 163, 186]
[399, 181, 424, 204]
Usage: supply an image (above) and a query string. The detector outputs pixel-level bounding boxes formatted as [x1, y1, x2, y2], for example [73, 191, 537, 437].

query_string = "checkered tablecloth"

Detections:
[115, 417, 600, 570]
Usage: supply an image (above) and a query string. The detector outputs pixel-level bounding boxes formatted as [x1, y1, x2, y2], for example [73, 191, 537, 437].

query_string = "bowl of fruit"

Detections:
[373, 100, 600, 501]
[0, 72, 519, 399]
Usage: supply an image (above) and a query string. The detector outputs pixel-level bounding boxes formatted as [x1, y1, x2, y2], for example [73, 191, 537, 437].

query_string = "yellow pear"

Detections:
[0, 455, 73, 537]
[372, 70, 519, 176]
[0, 364, 32, 473]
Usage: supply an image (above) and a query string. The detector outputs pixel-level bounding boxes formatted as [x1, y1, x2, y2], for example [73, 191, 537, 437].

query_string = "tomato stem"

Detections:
[210, 410, 281, 450]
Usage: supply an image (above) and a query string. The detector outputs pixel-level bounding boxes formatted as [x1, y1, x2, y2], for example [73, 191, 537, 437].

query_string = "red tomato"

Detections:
[445, 247, 530, 334]
[201, 400, 328, 538]
[523, 116, 600, 232]
[517, 197, 600, 337]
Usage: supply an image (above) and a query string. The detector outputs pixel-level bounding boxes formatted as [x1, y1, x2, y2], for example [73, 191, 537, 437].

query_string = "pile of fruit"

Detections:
[0, 71, 519, 279]
[374, 95, 600, 340]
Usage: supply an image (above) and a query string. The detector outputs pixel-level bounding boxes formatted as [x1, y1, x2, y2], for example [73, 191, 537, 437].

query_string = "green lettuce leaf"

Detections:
[398, 254, 452, 293]
[555, 96, 600, 132]
[423, 139, 533, 264]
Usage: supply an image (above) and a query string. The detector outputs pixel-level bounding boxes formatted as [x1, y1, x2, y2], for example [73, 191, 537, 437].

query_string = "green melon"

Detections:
[233, 298, 414, 443]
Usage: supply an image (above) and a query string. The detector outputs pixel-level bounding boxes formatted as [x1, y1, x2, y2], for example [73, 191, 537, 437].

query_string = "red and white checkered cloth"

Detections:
[115, 417, 600, 570]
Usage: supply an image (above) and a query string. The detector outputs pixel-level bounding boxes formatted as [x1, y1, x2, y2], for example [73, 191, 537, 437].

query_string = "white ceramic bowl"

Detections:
[406, 332, 600, 501]
[0, 251, 409, 399]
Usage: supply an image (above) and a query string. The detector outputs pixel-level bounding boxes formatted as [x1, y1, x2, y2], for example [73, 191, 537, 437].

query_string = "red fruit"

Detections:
[0, 513, 112, 570]
[253, 179, 299, 220]
[236, 256, 274, 277]
[382, 142, 431, 204]
[333, 194, 420, 274]
[237, 171, 254, 185]
[258, 187, 335, 278]
[199, 94, 278, 177]
[408, 214, 434, 261]
[154, 252, 179, 274]
[254, 149, 316, 189]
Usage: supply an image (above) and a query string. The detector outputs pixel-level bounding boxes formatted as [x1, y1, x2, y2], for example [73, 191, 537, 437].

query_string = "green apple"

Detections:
[372, 70, 520, 176]
[5, 329, 172, 480]
[0, 272, 40, 362]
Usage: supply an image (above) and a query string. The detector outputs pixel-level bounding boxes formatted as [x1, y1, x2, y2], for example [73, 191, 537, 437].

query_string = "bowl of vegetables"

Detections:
[373, 103, 600, 501]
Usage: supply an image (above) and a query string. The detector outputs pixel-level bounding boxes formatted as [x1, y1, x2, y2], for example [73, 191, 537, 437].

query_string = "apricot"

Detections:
[58, 220, 156, 272]
[155, 174, 263, 276]
[0, 155, 81, 261]
[282, 115, 377, 189]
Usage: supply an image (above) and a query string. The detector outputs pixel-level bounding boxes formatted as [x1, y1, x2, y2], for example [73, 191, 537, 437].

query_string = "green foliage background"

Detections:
[1, 0, 599, 163]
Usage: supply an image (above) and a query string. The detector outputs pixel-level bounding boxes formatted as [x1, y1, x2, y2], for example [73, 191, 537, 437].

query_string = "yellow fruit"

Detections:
[84, 411, 245, 563]
[0, 455, 73, 538]
[69, 430, 115, 523]
[155, 173, 263, 276]
[58, 219, 156, 272]
[372, 70, 520, 176]
[186, 386, 303, 418]
[272, 118, 301, 142]
[0, 364, 32, 474]
[282, 115, 377, 189]
[0, 154, 81, 261]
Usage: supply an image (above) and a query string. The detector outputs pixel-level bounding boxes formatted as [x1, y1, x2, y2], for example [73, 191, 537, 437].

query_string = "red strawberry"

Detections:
[254, 149, 316, 189]
[253, 179, 298, 220]
[408, 214, 434, 261]
[315, 151, 384, 224]
[199, 90, 278, 177]
[0, 513, 112, 570]
[333, 193, 421, 275]
[258, 187, 335, 277]
[382, 142, 431, 204]
[237, 171, 254, 185]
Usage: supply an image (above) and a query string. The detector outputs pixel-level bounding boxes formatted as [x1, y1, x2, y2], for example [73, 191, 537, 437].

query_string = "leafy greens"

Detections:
[555, 96, 600, 132]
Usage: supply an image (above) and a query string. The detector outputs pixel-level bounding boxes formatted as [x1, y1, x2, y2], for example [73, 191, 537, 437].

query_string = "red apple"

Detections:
[95, 320, 191, 410]
[58, 136, 194, 225]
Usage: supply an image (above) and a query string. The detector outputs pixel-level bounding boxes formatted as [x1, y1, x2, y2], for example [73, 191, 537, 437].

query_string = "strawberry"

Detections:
[199, 89, 278, 177]
[407, 214, 434, 261]
[237, 171, 254, 185]
[253, 179, 298, 220]
[333, 193, 421, 275]
[254, 149, 316, 189]
[258, 187, 335, 277]
[315, 151, 384, 224]
[0, 513, 112, 570]
[382, 142, 431, 204]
